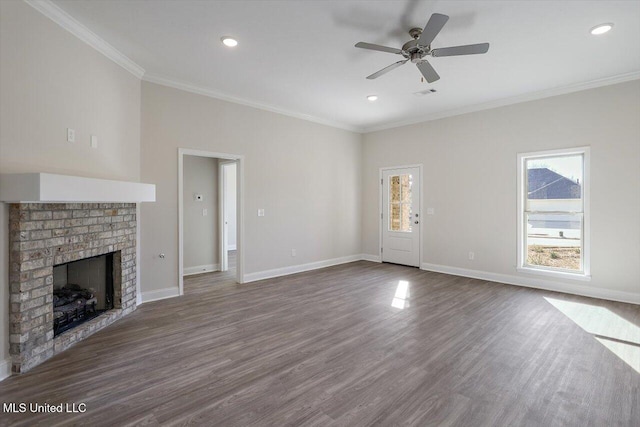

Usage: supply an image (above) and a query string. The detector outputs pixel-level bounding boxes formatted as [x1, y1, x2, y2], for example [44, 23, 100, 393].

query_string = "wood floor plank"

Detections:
[0, 257, 638, 426]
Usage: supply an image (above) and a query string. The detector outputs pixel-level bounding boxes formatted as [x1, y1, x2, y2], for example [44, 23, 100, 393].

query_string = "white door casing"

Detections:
[178, 148, 244, 295]
[219, 161, 237, 272]
[381, 166, 421, 267]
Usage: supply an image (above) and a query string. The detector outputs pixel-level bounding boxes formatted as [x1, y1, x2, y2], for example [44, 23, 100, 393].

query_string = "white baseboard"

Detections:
[421, 263, 640, 305]
[183, 264, 219, 276]
[362, 254, 381, 263]
[141, 286, 181, 303]
[244, 254, 364, 283]
[0, 358, 11, 382]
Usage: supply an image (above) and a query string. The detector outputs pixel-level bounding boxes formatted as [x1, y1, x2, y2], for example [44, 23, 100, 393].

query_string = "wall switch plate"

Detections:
[257, 209, 265, 217]
[67, 128, 75, 143]
[202, 208, 207, 216]
[90, 135, 98, 149]
[194, 194, 203, 201]
[468, 251, 475, 260]
[427, 208, 435, 215]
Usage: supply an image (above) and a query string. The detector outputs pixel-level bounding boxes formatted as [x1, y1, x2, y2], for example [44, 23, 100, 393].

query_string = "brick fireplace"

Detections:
[9, 203, 138, 373]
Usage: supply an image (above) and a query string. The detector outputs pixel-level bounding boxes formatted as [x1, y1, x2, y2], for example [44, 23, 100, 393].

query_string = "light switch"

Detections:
[90, 135, 98, 149]
[67, 128, 75, 143]
[257, 209, 265, 217]
[202, 208, 207, 216]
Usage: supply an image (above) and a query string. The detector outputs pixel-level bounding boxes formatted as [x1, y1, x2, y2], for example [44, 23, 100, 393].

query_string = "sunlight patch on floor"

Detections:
[545, 297, 640, 373]
[392, 280, 410, 309]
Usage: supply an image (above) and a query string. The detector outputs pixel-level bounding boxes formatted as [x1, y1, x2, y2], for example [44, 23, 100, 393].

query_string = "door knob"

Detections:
[414, 221, 419, 224]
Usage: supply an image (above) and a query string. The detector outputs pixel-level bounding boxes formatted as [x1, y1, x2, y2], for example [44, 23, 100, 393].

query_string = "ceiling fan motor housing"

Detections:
[402, 28, 433, 63]
[410, 51, 426, 63]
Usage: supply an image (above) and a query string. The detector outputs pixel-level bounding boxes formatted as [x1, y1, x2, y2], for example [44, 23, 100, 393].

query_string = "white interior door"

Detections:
[382, 167, 420, 267]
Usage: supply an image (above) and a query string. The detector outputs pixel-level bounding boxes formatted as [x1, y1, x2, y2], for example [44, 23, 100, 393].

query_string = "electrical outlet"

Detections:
[202, 208, 207, 216]
[67, 128, 75, 143]
[468, 251, 475, 260]
[257, 209, 265, 217]
[291, 249, 296, 257]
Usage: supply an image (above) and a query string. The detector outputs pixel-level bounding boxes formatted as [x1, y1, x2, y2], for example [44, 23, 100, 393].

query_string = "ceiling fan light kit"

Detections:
[355, 13, 490, 83]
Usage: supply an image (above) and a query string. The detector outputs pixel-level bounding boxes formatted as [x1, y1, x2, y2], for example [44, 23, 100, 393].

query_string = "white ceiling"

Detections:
[52, 0, 640, 132]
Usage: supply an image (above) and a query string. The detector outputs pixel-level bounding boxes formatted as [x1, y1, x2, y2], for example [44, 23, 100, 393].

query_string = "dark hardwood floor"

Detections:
[1, 260, 638, 426]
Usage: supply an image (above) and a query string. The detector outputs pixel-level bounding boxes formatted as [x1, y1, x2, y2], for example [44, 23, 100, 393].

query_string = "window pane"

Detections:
[401, 202, 412, 231]
[390, 176, 401, 203]
[400, 174, 412, 203]
[526, 155, 583, 211]
[390, 203, 400, 231]
[526, 212, 582, 271]
[388, 173, 413, 232]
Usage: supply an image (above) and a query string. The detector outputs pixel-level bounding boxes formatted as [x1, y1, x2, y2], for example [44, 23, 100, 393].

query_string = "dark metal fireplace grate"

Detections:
[53, 252, 115, 337]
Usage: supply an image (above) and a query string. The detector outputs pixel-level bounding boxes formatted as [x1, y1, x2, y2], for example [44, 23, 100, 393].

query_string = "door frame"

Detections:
[379, 164, 424, 266]
[218, 160, 237, 272]
[178, 148, 245, 295]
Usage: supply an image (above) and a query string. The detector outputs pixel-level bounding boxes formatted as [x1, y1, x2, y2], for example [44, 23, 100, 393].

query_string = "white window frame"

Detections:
[516, 147, 591, 281]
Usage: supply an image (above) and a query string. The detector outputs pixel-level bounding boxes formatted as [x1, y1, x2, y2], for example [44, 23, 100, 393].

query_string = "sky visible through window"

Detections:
[528, 155, 583, 182]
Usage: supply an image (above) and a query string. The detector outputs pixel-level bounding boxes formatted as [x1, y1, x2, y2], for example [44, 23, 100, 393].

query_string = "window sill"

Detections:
[517, 267, 591, 282]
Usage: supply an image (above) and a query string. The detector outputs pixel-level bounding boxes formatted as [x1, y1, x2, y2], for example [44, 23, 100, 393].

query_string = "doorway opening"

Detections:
[178, 149, 244, 295]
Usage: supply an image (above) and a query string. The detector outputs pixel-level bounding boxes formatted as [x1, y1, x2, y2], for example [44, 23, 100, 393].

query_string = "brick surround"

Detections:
[8, 203, 137, 373]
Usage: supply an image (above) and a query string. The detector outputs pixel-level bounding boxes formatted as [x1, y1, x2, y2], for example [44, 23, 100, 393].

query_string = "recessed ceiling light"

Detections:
[590, 23, 613, 35]
[367, 95, 378, 102]
[221, 36, 238, 47]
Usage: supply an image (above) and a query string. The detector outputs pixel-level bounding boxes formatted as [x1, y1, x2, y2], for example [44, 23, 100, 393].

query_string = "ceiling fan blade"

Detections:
[417, 13, 449, 46]
[431, 43, 490, 57]
[355, 42, 403, 55]
[416, 60, 440, 83]
[366, 60, 409, 79]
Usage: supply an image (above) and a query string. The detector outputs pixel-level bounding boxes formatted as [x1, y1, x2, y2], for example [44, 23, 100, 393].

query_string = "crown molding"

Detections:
[142, 74, 361, 133]
[363, 71, 640, 133]
[24, 0, 145, 79]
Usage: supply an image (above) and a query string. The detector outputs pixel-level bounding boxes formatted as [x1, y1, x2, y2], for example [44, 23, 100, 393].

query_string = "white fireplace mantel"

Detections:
[0, 173, 155, 203]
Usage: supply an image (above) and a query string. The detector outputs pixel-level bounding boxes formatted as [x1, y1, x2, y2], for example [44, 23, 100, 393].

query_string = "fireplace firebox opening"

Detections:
[52, 252, 116, 337]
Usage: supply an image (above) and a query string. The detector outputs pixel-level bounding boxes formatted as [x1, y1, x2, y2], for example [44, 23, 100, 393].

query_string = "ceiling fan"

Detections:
[355, 13, 489, 83]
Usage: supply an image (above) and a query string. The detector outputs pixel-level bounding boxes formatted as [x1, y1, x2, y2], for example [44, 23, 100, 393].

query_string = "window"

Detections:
[517, 147, 590, 280]
[388, 174, 413, 232]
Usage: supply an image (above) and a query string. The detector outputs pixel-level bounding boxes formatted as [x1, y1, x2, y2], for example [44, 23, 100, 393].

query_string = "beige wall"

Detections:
[362, 80, 640, 298]
[183, 155, 218, 271]
[140, 81, 363, 293]
[0, 1, 141, 374]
